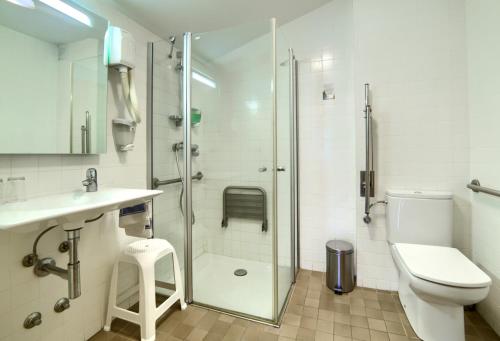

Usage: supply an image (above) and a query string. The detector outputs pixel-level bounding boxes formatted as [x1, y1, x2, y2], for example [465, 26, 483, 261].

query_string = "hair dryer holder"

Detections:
[112, 118, 136, 152]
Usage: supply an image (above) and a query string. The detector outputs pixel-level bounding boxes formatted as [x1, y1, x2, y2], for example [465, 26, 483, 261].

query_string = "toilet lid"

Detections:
[395, 243, 491, 288]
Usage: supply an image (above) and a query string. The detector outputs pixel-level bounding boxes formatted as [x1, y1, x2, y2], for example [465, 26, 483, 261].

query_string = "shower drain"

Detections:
[234, 269, 247, 276]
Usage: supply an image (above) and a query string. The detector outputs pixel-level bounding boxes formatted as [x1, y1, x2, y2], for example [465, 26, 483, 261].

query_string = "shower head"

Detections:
[168, 35, 176, 59]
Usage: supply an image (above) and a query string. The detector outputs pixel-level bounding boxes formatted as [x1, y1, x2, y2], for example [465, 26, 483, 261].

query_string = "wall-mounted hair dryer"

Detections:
[104, 26, 141, 151]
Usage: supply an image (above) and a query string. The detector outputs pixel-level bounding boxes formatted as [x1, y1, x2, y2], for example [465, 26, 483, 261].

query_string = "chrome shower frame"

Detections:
[182, 32, 194, 304]
[147, 19, 299, 326]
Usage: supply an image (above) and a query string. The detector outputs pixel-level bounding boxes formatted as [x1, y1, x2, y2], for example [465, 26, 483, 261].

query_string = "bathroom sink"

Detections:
[0, 188, 162, 231]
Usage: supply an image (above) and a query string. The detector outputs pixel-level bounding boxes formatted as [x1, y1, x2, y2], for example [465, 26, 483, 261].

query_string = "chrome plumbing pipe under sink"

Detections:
[34, 229, 81, 299]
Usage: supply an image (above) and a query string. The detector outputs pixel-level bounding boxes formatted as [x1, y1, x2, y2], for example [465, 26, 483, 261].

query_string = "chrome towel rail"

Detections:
[467, 179, 500, 198]
[152, 171, 203, 189]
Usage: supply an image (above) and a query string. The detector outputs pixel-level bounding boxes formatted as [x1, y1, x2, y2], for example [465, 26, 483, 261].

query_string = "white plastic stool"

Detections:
[104, 239, 187, 341]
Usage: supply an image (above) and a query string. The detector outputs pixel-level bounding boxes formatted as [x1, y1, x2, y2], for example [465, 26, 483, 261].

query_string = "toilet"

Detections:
[386, 190, 491, 341]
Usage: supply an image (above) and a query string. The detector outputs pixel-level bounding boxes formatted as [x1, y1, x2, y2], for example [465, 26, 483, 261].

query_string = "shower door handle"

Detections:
[277, 167, 286, 172]
[258, 167, 267, 172]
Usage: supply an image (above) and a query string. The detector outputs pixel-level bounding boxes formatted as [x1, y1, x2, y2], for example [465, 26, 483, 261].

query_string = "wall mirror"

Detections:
[0, 0, 108, 154]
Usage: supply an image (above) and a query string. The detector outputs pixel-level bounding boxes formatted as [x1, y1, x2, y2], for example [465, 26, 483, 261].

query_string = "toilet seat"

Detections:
[394, 243, 491, 288]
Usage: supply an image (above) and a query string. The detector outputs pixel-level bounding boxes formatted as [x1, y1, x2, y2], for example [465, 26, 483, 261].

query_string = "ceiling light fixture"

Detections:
[192, 71, 216, 89]
[5, 0, 35, 8]
[39, 0, 92, 27]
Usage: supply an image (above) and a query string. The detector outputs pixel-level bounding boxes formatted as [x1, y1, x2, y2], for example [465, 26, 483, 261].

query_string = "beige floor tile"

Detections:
[317, 320, 334, 333]
[204, 333, 226, 341]
[171, 323, 194, 339]
[380, 301, 397, 312]
[301, 317, 318, 330]
[209, 320, 231, 336]
[219, 314, 236, 323]
[279, 324, 299, 339]
[351, 326, 370, 341]
[334, 323, 351, 337]
[88, 270, 500, 341]
[385, 321, 405, 335]
[388, 334, 410, 341]
[241, 327, 261, 341]
[284, 313, 302, 327]
[368, 318, 387, 332]
[197, 311, 219, 331]
[308, 290, 321, 299]
[333, 336, 352, 341]
[158, 316, 182, 334]
[303, 306, 319, 319]
[318, 309, 335, 321]
[349, 305, 366, 317]
[297, 327, 316, 341]
[365, 299, 381, 310]
[222, 324, 245, 341]
[334, 304, 350, 314]
[366, 308, 384, 319]
[186, 328, 208, 341]
[287, 304, 304, 315]
[315, 330, 334, 341]
[370, 330, 390, 341]
[259, 332, 279, 341]
[382, 311, 400, 323]
[350, 315, 368, 329]
[306, 298, 321, 308]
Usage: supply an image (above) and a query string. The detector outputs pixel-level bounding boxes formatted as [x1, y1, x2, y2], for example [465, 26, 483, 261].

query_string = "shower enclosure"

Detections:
[147, 19, 298, 324]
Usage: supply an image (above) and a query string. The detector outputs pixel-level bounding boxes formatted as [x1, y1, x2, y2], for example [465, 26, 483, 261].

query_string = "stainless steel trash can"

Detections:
[326, 240, 355, 294]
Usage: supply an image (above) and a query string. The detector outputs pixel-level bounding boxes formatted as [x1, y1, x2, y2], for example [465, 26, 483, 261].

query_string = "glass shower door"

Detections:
[189, 20, 275, 320]
[276, 35, 295, 316]
[149, 40, 186, 297]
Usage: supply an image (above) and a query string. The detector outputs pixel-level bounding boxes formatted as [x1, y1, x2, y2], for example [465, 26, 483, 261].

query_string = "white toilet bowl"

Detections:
[391, 243, 491, 341]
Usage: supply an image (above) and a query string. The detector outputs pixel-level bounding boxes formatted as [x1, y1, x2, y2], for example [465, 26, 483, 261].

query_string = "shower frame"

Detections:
[146, 19, 299, 326]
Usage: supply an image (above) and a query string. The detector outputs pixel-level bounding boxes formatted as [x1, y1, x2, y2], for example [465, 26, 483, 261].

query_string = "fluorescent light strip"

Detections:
[39, 0, 92, 27]
[6, 0, 35, 8]
[192, 71, 216, 89]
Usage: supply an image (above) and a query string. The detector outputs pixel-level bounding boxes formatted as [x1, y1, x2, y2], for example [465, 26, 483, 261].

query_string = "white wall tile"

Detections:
[0, 1, 161, 340]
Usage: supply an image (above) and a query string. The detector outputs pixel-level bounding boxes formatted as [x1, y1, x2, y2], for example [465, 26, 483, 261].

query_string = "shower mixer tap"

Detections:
[172, 142, 199, 156]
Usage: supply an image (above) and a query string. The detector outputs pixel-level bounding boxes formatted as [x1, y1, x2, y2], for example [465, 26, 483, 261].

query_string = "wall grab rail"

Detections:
[467, 179, 500, 198]
[152, 171, 203, 189]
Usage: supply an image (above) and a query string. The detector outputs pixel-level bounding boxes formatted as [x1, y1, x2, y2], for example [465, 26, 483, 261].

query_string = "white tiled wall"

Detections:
[0, 1, 160, 339]
[275, 0, 471, 291]
[278, 0, 357, 273]
[353, 0, 470, 290]
[194, 35, 275, 264]
[466, 0, 500, 334]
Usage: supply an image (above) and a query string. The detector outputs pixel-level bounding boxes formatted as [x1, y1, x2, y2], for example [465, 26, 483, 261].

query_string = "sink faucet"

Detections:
[82, 168, 98, 192]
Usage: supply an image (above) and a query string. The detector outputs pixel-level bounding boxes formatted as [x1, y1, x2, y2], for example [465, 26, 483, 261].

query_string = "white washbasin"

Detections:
[0, 188, 162, 231]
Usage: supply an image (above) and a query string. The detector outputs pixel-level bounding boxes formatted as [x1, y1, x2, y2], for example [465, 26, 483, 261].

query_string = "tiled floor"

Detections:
[91, 270, 499, 341]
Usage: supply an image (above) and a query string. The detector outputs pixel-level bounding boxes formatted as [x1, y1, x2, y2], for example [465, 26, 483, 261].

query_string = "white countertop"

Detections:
[0, 188, 162, 231]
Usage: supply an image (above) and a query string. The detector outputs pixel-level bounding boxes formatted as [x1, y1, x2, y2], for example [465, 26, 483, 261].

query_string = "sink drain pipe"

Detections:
[22, 214, 103, 299]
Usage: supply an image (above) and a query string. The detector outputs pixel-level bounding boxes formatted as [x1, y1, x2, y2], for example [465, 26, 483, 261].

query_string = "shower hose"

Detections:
[174, 149, 195, 225]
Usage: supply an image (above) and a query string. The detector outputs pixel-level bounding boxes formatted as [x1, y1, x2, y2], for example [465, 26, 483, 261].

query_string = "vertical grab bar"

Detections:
[363, 84, 373, 224]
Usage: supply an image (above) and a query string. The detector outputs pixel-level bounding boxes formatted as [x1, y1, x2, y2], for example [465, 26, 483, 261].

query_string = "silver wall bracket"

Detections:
[360, 170, 375, 197]
[54, 298, 70, 313]
[24, 312, 42, 329]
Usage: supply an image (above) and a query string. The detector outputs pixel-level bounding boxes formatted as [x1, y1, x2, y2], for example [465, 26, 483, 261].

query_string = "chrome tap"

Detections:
[82, 168, 97, 192]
